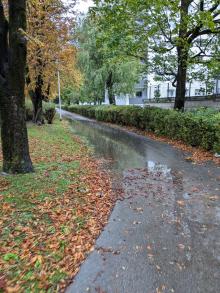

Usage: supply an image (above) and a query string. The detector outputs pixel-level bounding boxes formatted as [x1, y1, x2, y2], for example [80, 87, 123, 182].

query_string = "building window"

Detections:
[195, 88, 205, 96]
[136, 91, 142, 98]
[168, 89, 175, 97]
[195, 89, 200, 96]
[154, 86, 161, 99]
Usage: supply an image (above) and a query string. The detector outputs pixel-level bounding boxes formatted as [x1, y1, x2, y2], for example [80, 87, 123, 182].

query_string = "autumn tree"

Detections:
[0, 0, 33, 173]
[26, 0, 80, 124]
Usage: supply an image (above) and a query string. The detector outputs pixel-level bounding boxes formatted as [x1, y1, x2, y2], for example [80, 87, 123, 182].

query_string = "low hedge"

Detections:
[63, 105, 220, 153]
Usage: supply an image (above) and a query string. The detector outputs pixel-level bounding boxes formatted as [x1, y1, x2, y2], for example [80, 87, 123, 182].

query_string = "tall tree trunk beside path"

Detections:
[174, 0, 220, 110]
[174, 0, 190, 110]
[0, 0, 33, 174]
[31, 74, 44, 125]
[106, 71, 116, 105]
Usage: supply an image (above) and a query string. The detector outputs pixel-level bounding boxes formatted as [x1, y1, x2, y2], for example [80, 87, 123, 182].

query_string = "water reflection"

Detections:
[70, 119, 174, 173]
[66, 114, 220, 293]
[147, 160, 172, 179]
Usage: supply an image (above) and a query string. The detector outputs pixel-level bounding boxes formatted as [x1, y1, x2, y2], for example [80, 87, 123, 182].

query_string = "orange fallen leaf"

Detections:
[177, 200, 185, 206]
[6, 286, 20, 293]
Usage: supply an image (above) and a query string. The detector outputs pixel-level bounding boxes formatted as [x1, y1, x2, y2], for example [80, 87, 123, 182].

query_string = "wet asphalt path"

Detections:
[61, 110, 220, 293]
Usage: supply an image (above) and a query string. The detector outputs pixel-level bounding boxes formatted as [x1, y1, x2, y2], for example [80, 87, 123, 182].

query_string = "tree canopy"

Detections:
[75, 16, 143, 104]
[93, 0, 220, 109]
[26, 0, 81, 122]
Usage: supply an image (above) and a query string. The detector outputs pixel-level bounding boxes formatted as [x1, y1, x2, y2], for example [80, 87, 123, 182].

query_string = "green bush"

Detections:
[213, 113, 220, 153]
[43, 102, 56, 124]
[63, 104, 220, 152]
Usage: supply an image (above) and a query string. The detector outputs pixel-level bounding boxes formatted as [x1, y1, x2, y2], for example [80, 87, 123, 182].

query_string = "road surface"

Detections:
[61, 110, 220, 293]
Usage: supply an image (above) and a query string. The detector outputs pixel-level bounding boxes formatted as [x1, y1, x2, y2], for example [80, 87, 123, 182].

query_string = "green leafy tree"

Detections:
[61, 85, 81, 105]
[77, 16, 142, 104]
[94, 0, 220, 110]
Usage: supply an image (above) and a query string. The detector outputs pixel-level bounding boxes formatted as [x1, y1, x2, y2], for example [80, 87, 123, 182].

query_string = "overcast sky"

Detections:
[76, 0, 93, 13]
[64, 0, 93, 13]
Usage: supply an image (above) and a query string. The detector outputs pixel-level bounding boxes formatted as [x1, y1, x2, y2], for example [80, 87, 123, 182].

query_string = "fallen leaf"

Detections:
[178, 244, 185, 250]
[176, 200, 185, 206]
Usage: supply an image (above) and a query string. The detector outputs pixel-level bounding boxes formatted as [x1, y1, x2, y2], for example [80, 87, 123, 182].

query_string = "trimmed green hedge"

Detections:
[63, 105, 220, 153]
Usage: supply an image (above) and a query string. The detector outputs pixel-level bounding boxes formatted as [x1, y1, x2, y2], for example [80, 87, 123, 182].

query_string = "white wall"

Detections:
[105, 78, 220, 106]
[115, 94, 130, 105]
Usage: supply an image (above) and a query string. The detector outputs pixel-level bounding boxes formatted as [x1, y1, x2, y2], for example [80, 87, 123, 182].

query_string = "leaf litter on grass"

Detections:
[0, 120, 114, 292]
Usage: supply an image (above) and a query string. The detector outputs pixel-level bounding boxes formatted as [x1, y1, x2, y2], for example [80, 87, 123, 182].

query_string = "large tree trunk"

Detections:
[32, 75, 44, 125]
[174, 47, 188, 110]
[108, 85, 115, 105]
[106, 71, 115, 105]
[174, 0, 190, 111]
[0, 0, 33, 173]
[31, 94, 43, 124]
[26, 68, 44, 125]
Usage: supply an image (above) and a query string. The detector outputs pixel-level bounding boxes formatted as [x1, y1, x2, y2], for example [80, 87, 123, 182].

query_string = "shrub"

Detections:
[62, 104, 220, 152]
[43, 102, 56, 124]
[213, 113, 220, 153]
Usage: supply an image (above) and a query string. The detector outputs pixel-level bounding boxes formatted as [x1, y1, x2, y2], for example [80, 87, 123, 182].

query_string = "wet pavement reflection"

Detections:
[64, 111, 220, 293]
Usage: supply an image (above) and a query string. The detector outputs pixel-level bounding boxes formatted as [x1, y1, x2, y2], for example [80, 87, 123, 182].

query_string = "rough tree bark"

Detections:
[175, 47, 189, 110]
[32, 79, 51, 125]
[27, 69, 48, 125]
[174, 0, 220, 110]
[106, 71, 116, 105]
[0, 0, 33, 173]
[31, 74, 44, 124]
[174, 0, 191, 110]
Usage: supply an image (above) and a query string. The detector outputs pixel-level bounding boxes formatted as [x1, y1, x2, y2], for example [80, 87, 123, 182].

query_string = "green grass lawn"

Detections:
[0, 120, 112, 292]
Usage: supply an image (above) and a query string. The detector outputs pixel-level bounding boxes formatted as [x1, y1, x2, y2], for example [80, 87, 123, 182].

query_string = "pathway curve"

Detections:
[61, 110, 220, 293]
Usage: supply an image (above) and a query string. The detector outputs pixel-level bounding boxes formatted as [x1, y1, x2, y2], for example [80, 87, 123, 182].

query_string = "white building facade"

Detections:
[113, 78, 220, 106]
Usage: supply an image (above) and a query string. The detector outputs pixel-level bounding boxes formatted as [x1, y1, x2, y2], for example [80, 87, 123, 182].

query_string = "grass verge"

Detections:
[0, 120, 113, 292]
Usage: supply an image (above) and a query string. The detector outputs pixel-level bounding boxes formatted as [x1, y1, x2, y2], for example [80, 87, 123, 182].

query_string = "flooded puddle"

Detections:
[65, 112, 220, 293]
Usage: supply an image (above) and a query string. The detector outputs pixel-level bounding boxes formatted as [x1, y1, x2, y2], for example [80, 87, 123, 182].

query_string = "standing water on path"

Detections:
[64, 111, 220, 293]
